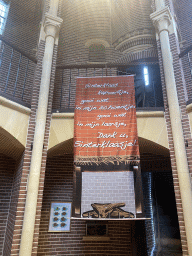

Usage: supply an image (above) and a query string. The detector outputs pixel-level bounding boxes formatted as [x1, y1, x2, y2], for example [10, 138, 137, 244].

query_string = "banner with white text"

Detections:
[74, 76, 140, 165]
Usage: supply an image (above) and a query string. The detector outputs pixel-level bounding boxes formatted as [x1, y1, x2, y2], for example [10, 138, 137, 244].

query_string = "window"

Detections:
[118, 63, 164, 108]
[0, 1, 9, 34]
[144, 66, 149, 86]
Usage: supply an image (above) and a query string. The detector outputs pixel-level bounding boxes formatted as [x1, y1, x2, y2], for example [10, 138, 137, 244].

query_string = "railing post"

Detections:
[21, 59, 29, 100]
[13, 53, 22, 96]
[4, 47, 14, 93]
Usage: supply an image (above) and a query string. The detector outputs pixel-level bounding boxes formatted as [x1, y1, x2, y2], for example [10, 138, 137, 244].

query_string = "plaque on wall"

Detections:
[48, 202, 72, 232]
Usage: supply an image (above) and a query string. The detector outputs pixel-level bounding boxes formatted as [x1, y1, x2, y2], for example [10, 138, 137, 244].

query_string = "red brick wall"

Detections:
[150, 2, 190, 253]
[37, 155, 133, 256]
[2, 40, 46, 256]
[52, 49, 158, 112]
[0, 0, 43, 107]
[156, 38, 189, 255]
[2, 39, 59, 256]
[31, 42, 58, 256]
[3, 0, 43, 59]
[0, 154, 15, 256]
[0, 42, 36, 107]
[172, 0, 192, 100]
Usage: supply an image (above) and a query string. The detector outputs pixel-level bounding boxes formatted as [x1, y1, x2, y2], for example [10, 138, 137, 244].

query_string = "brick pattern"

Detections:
[156, 39, 189, 255]
[52, 50, 159, 112]
[37, 155, 133, 256]
[2, 40, 46, 256]
[0, 0, 44, 107]
[57, 0, 114, 66]
[2, 39, 59, 256]
[140, 153, 171, 172]
[52, 68, 117, 111]
[81, 171, 136, 215]
[3, 153, 24, 256]
[172, 0, 192, 100]
[169, 33, 192, 178]
[0, 154, 15, 256]
[111, 0, 154, 44]
[0, 42, 36, 107]
[31, 42, 58, 256]
[116, 37, 156, 53]
[114, 47, 158, 64]
[3, 0, 43, 59]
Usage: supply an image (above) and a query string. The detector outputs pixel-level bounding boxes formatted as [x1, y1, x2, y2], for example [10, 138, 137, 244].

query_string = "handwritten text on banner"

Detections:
[74, 76, 140, 164]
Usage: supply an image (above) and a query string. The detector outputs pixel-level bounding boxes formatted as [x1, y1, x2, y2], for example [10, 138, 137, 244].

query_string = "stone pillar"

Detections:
[151, 5, 192, 256]
[19, 4, 63, 256]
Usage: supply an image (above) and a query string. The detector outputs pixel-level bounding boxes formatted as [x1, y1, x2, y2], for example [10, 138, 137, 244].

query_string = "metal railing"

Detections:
[0, 36, 164, 112]
[0, 36, 36, 108]
[52, 65, 164, 113]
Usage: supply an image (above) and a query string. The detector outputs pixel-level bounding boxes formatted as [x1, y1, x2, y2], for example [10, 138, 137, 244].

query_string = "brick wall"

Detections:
[2, 38, 59, 255]
[37, 155, 133, 256]
[111, 0, 155, 45]
[0, 42, 36, 107]
[81, 171, 135, 215]
[0, 154, 15, 256]
[52, 68, 117, 111]
[150, 2, 191, 254]
[156, 38, 189, 255]
[1, 40, 46, 255]
[3, 0, 43, 58]
[31, 42, 58, 256]
[172, 0, 192, 100]
[3, 153, 24, 256]
[37, 152, 175, 255]
[57, 0, 115, 66]
[0, 0, 43, 107]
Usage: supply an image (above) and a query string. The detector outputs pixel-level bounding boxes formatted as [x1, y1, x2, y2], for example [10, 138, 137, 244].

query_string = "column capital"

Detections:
[150, 6, 172, 34]
[43, 13, 63, 40]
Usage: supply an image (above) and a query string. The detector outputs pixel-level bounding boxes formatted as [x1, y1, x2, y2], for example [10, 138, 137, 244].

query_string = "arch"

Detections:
[0, 127, 24, 160]
[49, 111, 168, 151]
[47, 137, 169, 159]
[114, 47, 158, 65]
[47, 138, 73, 158]
[0, 96, 30, 146]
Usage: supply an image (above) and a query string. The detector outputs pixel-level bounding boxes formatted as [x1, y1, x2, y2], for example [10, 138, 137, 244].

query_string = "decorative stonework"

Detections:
[113, 28, 155, 48]
[115, 35, 156, 53]
[43, 13, 63, 39]
[150, 6, 172, 34]
[39, 12, 63, 44]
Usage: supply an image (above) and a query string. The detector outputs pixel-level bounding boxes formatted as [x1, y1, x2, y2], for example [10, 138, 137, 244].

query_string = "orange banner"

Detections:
[74, 76, 140, 165]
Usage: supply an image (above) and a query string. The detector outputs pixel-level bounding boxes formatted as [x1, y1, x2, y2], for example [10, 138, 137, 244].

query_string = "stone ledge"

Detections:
[0, 96, 31, 115]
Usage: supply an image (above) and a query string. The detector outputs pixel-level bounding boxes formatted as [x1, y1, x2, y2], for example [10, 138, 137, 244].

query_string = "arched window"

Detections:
[89, 44, 106, 62]
[0, 0, 9, 34]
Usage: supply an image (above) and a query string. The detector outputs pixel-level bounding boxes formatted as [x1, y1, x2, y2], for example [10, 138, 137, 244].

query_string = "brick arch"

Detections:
[113, 47, 158, 65]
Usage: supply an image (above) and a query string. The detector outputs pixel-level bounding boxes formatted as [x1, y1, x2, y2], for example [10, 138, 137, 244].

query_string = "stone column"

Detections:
[151, 5, 192, 256]
[19, 4, 63, 256]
